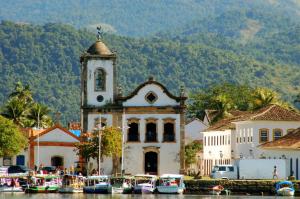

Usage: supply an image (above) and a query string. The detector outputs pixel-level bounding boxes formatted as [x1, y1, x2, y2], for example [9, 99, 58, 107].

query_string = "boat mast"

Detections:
[121, 110, 125, 174]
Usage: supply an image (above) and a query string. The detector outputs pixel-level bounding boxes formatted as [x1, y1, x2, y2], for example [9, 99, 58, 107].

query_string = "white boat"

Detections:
[133, 174, 157, 194]
[58, 174, 84, 193]
[83, 175, 112, 194]
[276, 181, 295, 196]
[111, 176, 133, 194]
[157, 174, 185, 194]
[0, 174, 27, 192]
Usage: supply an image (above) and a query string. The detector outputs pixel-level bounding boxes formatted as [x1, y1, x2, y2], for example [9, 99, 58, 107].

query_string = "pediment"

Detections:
[122, 84, 180, 107]
[32, 126, 80, 143]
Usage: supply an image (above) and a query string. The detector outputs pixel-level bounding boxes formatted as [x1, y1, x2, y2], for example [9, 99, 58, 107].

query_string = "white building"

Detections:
[185, 118, 208, 145]
[202, 105, 300, 175]
[0, 125, 80, 170]
[80, 38, 187, 175]
[260, 128, 300, 179]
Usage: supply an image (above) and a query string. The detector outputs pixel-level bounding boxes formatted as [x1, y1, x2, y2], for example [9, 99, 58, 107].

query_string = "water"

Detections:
[0, 194, 298, 199]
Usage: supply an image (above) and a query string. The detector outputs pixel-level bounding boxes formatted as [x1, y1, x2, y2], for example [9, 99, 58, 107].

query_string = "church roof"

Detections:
[117, 77, 187, 102]
[86, 40, 114, 56]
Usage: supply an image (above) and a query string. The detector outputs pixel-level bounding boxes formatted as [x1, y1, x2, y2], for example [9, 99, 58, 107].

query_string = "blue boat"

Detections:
[83, 175, 112, 194]
[276, 181, 295, 196]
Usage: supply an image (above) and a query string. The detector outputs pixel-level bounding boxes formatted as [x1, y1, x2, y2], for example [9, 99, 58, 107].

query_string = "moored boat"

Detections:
[209, 185, 224, 195]
[133, 174, 157, 194]
[276, 181, 295, 196]
[157, 174, 185, 194]
[25, 175, 60, 193]
[58, 174, 84, 193]
[111, 175, 133, 194]
[0, 174, 27, 192]
[83, 175, 112, 194]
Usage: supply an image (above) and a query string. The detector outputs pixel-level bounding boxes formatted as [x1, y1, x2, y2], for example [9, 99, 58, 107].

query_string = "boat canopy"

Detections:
[87, 175, 110, 180]
[160, 174, 184, 179]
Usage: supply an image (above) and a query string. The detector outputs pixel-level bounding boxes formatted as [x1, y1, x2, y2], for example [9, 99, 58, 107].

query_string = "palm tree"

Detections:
[27, 103, 53, 128]
[251, 88, 284, 110]
[1, 97, 28, 127]
[9, 81, 33, 104]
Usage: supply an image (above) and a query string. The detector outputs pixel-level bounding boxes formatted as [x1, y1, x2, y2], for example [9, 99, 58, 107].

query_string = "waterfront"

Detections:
[0, 194, 299, 199]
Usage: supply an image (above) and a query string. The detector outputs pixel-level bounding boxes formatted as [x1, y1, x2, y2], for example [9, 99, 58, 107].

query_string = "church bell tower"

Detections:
[80, 29, 117, 133]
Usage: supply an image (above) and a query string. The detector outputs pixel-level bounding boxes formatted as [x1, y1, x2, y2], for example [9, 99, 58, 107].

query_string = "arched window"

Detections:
[128, 122, 139, 142]
[163, 122, 175, 142]
[273, 129, 282, 141]
[94, 68, 106, 91]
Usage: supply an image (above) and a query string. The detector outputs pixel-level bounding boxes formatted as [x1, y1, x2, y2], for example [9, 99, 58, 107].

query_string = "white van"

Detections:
[210, 165, 238, 179]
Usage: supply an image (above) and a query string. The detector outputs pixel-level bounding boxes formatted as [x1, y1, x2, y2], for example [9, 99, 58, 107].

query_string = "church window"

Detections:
[145, 91, 158, 104]
[145, 120, 157, 142]
[128, 123, 139, 142]
[94, 68, 106, 91]
[163, 122, 175, 142]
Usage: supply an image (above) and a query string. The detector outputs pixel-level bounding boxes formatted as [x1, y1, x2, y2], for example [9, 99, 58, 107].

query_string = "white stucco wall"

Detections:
[87, 114, 113, 132]
[123, 84, 179, 107]
[261, 149, 300, 179]
[234, 121, 300, 159]
[34, 128, 79, 142]
[185, 119, 208, 144]
[0, 150, 29, 167]
[202, 130, 234, 160]
[34, 146, 78, 169]
[86, 59, 114, 106]
[123, 113, 181, 175]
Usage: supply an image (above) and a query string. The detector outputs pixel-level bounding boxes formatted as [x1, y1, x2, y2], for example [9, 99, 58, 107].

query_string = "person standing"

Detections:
[273, 166, 278, 179]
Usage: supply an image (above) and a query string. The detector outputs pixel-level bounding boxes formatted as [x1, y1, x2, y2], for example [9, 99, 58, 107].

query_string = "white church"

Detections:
[80, 37, 187, 175]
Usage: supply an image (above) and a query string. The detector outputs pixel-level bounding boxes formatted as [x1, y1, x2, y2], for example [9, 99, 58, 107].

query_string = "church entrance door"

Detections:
[51, 156, 64, 168]
[144, 152, 158, 175]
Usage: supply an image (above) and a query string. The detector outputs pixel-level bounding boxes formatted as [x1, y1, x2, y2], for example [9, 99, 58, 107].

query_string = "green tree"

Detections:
[1, 97, 28, 127]
[27, 103, 53, 128]
[9, 81, 33, 104]
[185, 141, 202, 169]
[0, 116, 27, 157]
[251, 87, 282, 110]
[75, 126, 122, 174]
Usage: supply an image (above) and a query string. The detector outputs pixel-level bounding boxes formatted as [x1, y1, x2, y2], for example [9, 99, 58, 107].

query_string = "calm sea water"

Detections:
[0, 194, 298, 199]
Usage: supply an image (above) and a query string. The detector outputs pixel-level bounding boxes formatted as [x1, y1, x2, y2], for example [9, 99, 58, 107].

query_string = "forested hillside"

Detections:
[0, 0, 299, 37]
[0, 21, 299, 123]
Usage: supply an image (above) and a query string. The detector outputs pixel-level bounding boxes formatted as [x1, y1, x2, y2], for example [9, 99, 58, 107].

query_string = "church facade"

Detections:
[80, 38, 186, 175]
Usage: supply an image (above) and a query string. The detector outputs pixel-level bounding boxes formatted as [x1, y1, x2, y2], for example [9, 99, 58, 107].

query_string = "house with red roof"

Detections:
[201, 104, 300, 176]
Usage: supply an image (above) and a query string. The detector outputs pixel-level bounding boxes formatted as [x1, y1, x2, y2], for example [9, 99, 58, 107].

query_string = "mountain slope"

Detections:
[0, 22, 299, 123]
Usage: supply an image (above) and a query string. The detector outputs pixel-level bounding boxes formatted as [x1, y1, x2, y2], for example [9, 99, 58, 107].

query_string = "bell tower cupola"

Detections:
[80, 27, 117, 108]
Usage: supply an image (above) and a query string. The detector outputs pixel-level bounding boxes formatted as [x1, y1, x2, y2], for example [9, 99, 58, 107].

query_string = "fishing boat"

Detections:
[133, 174, 157, 194]
[83, 175, 112, 194]
[157, 174, 185, 194]
[209, 185, 224, 195]
[111, 176, 133, 194]
[58, 174, 84, 193]
[0, 174, 27, 192]
[25, 175, 61, 193]
[276, 181, 295, 196]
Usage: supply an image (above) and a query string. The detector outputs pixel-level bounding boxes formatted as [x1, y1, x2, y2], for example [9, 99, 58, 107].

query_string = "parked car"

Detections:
[41, 166, 56, 174]
[7, 165, 30, 174]
[0, 166, 8, 174]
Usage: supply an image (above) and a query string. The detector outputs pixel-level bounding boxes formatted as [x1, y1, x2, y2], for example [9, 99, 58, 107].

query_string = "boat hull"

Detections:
[277, 188, 295, 196]
[157, 186, 184, 194]
[83, 186, 112, 194]
[0, 186, 24, 192]
[25, 186, 59, 193]
[58, 187, 83, 193]
[112, 187, 132, 194]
